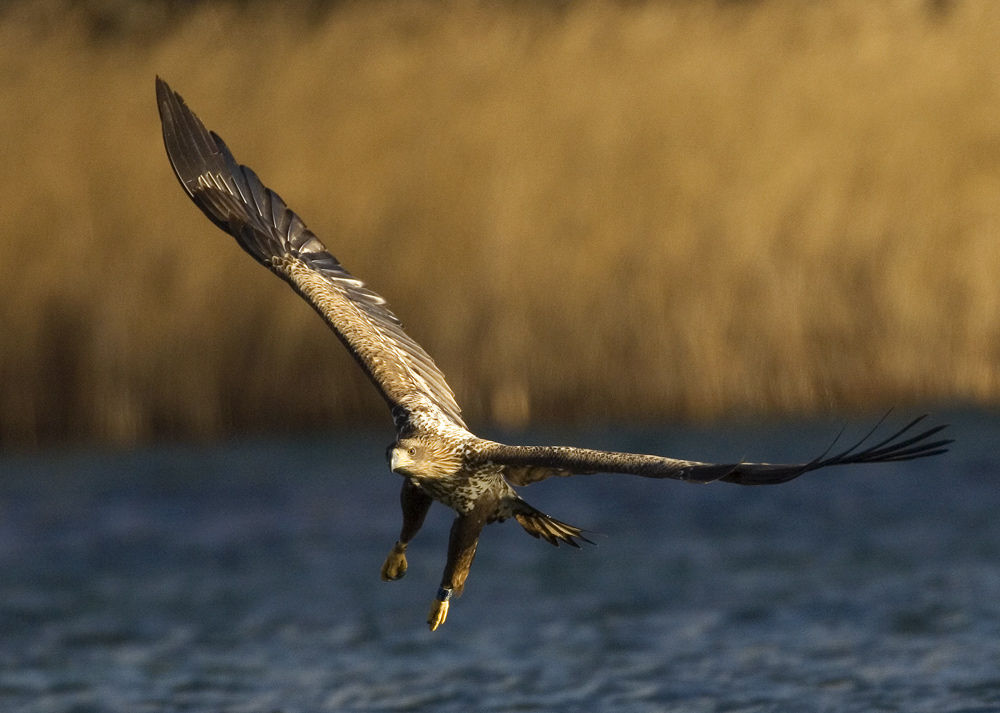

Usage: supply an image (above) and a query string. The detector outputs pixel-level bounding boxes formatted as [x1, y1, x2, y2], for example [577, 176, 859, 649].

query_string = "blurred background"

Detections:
[3, 5, 999, 708]
[2, 0, 999, 449]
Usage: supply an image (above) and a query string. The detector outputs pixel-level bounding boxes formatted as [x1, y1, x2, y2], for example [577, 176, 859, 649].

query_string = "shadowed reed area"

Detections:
[1, 0, 998, 448]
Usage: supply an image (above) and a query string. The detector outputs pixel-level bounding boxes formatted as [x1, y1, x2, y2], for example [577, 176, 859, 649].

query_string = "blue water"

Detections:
[1, 413, 998, 712]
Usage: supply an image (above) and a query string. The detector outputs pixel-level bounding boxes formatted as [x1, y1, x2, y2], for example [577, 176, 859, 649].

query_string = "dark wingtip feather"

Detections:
[714, 414, 951, 486]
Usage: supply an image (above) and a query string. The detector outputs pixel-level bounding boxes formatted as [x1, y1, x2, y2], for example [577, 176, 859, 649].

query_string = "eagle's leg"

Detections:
[428, 494, 497, 631]
[381, 479, 432, 582]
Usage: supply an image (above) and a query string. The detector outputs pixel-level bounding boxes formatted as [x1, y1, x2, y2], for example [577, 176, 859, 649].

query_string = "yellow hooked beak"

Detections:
[390, 447, 413, 474]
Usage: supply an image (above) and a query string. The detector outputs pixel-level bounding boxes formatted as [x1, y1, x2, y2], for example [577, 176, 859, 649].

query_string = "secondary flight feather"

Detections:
[156, 77, 952, 631]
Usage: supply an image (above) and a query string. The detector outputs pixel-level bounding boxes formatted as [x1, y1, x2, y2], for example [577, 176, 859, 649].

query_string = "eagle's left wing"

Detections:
[155, 78, 466, 432]
[477, 414, 951, 487]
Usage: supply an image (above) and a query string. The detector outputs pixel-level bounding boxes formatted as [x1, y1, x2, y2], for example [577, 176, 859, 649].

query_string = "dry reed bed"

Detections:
[1, 0, 999, 447]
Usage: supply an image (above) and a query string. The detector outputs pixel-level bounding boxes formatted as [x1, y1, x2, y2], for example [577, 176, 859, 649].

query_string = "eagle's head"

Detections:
[388, 436, 461, 479]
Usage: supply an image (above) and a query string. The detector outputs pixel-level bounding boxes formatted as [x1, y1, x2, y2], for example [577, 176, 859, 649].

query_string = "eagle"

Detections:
[155, 78, 951, 631]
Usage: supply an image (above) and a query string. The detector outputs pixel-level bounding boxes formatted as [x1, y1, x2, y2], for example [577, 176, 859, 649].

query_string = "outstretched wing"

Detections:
[478, 414, 951, 487]
[155, 78, 466, 431]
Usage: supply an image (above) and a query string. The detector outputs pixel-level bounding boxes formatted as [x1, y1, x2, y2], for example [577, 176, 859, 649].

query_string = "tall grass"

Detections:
[1, 0, 999, 448]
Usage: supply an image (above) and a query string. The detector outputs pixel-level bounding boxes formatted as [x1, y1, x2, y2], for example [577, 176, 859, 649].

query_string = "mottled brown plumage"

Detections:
[156, 78, 952, 631]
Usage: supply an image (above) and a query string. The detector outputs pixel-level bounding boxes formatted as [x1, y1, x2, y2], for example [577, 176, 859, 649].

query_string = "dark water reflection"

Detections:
[1, 412, 998, 712]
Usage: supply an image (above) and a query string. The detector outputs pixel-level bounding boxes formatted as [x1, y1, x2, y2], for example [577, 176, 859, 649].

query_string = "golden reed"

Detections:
[1, 0, 998, 447]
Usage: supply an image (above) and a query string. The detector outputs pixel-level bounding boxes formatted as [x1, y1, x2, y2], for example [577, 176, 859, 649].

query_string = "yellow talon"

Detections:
[428, 598, 450, 631]
[381, 543, 408, 581]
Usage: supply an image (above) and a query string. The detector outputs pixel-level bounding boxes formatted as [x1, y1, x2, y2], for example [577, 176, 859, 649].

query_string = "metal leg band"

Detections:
[436, 586, 453, 602]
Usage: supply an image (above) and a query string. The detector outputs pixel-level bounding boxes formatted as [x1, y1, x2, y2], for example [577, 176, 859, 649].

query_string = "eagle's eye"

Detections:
[408, 447, 416, 456]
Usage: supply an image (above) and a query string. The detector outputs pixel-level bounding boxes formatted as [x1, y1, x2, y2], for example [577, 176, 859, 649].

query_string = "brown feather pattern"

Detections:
[156, 77, 466, 432]
[156, 77, 952, 630]
[474, 414, 951, 487]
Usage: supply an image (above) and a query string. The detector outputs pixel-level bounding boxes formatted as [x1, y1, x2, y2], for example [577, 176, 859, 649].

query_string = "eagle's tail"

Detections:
[505, 499, 595, 548]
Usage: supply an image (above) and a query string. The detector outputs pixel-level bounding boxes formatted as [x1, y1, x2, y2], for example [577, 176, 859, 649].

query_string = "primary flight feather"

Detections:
[156, 77, 952, 631]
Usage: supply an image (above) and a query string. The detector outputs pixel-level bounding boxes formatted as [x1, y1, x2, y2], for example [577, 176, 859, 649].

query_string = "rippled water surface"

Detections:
[1, 413, 998, 712]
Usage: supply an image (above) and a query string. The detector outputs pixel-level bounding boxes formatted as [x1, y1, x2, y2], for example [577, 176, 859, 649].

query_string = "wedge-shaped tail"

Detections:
[502, 498, 595, 548]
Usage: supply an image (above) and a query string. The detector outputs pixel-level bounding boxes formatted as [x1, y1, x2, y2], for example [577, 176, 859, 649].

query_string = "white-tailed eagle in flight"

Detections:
[155, 78, 951, 631]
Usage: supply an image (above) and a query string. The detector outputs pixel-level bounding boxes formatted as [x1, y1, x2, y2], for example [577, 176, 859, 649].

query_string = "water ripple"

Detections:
[0, 414, 996, 712]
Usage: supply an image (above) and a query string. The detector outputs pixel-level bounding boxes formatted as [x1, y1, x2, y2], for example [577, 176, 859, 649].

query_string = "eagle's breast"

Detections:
[410, 464, 507, 515]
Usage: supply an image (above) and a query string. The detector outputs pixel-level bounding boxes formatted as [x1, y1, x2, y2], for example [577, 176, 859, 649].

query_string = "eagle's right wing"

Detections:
[156, 78, 466, 432]
[478, 414, 951, 486]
